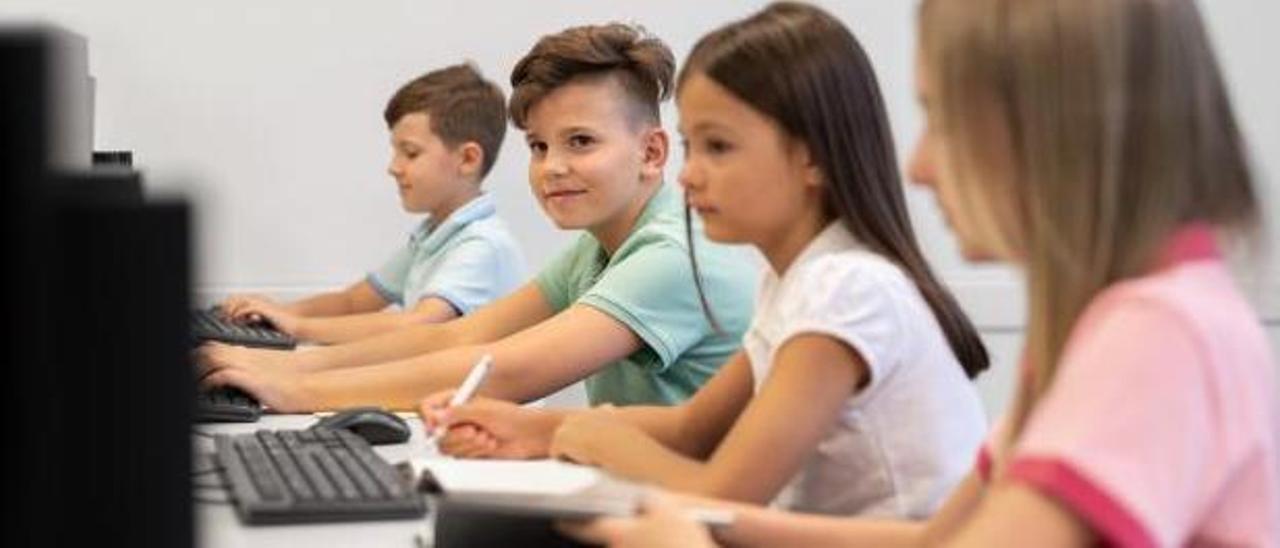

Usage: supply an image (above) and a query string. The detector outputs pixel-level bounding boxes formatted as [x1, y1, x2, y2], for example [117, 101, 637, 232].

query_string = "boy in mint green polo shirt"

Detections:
[197, 24, 755, 412]
[537, 182, 752, 405]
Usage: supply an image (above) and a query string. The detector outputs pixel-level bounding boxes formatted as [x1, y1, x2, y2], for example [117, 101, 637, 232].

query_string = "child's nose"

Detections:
[906, 140, 934, 189]
[677, 160, 702, 191]
[542, 151, 569, 179]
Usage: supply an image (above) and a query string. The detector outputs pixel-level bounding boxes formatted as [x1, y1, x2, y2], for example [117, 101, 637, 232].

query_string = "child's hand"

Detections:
[221, 293, 277, 321]
[194, 341, 300, 379]
[224, 296, 303, 336]
[548, 406, 646, 467]
[199, 359, 317, 413]
[418, 392, 557, 459]
[556, 491, 716, 548]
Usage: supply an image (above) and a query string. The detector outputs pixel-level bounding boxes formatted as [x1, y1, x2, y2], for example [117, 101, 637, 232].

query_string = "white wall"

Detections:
[4, 0, 1276, 415]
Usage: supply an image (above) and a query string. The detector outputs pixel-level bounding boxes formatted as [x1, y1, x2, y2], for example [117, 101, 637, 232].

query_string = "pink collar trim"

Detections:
[1155, 222, 1220, 270]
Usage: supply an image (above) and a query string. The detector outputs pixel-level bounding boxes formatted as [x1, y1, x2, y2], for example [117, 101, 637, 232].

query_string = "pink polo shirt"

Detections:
[981, 224, 1279, 547]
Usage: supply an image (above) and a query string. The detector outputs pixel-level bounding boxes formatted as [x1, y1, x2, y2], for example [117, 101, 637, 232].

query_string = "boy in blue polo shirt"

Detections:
[221, 64, 525, 344]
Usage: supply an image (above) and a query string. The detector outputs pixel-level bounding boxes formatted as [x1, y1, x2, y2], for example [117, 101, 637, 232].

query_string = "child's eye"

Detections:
[706, 138, 733, 155]
[567, 134, 595, 149]
[528, 141, 548, 154]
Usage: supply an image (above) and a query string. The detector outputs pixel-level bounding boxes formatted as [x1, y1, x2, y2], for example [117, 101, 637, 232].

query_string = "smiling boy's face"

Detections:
[386, 112, 474, 217]
[522, 76, 662, 233]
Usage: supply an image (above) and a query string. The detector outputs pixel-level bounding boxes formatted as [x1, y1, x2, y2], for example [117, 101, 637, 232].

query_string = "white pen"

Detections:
[425, 353, 493, 446]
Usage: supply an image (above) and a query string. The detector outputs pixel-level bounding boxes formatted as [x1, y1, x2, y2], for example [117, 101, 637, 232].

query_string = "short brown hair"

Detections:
[383, 63, 507, 178]
[509, 23, 674, 130]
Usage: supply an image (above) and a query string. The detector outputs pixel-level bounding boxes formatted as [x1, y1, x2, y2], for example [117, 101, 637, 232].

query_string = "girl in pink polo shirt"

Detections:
[563, 0, 1279, 546]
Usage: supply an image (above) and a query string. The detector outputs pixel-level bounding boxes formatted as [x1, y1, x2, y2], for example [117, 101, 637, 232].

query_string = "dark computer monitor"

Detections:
[0, 23, 93, 177]
[1, 24, 193, 547]
[48, 167, 145, 206]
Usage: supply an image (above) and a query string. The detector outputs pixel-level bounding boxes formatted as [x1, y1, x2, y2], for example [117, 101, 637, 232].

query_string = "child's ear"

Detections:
[639, 127, 669, 183]
[457, 142, 485, 179]
[793, 140, 823, 188]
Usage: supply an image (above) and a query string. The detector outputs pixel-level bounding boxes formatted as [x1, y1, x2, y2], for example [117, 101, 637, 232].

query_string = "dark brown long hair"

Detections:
[680, 2, 989, 377]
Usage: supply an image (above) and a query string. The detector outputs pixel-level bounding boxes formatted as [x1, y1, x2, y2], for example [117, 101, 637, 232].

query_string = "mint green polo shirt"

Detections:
[536, 183, 756, 406]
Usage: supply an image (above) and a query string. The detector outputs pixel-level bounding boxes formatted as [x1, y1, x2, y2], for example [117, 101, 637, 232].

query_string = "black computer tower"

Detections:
[1, 25, 194, 547]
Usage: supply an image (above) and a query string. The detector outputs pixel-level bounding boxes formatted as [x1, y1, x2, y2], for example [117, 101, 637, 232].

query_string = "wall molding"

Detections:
[198, 276, 1280, 329]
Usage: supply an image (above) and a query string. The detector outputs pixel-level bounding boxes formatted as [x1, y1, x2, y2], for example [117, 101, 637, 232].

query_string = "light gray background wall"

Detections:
[4, 0, 1276, 415]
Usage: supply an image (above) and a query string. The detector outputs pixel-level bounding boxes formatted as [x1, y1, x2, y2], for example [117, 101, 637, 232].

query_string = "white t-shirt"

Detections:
[743, 223, 986, 517]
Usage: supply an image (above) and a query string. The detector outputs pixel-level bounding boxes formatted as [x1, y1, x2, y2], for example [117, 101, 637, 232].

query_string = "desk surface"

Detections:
[194, 414, 434, 548]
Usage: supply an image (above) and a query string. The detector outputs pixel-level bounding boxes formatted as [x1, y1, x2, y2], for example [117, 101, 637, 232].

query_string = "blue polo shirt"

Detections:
[369, 192, 525, 314]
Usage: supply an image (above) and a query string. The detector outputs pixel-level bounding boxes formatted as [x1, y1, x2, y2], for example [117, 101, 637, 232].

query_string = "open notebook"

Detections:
[399, 457, 734, 525]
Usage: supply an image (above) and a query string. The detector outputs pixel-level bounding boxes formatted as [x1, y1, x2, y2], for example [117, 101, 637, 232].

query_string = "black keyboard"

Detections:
[195, 386, 262, 423]
[191, 308, 297, 349]
[215, 428, 426, 524]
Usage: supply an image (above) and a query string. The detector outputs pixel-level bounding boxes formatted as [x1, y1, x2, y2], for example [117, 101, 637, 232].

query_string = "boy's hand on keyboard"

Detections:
[194, 341, 298, 379]
[221, 293, 276, 321]
[198, 351, 316, 413]
[223, 297, 301, 335]
[420, 393, 556, 459]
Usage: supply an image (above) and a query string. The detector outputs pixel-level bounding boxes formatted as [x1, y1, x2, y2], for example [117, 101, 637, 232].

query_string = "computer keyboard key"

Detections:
[190, 308, 297, 350]
[314, 447, 362, 500]
[333, 449, 382, 499]
[233, 441, 285, 501]
[194, 386, 262, 423]
[215, 429, 424, 524]
[258, 431, 315, 501]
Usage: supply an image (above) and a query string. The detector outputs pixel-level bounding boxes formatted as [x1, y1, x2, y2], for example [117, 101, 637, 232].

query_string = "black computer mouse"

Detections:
[311, 407, 411, 445]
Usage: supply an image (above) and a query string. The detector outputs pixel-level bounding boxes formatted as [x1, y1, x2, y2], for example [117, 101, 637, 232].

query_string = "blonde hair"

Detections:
[919, 0, 1259, 436]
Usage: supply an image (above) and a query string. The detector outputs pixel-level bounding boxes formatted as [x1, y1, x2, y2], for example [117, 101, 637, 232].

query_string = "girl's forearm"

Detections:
[598, 432, 712, 493]
[717, 505, 923, 548]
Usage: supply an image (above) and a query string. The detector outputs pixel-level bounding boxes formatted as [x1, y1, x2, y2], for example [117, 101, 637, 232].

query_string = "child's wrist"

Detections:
[290, 316, 313, 339]
[532, 411, 566, 456]
[295, 373, 327, 411]
[291, 348, 327, 373]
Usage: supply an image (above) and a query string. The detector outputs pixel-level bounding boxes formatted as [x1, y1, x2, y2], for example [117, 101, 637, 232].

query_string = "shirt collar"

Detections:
[410, 192, 496, 243]
[597, 183, 679, 257]
[637, 182, 678, 227]
[775, 221, 860, 278]
[1154, 222, 1220, 270]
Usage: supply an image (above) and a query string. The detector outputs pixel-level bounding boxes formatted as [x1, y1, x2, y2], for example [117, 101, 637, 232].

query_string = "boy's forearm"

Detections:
[295, 312, 416, 345]
[300, 351, 477, 410]
[298, 342, 546, 410]
[288, 291, 356, 317]
[293, 321, 462, 372]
